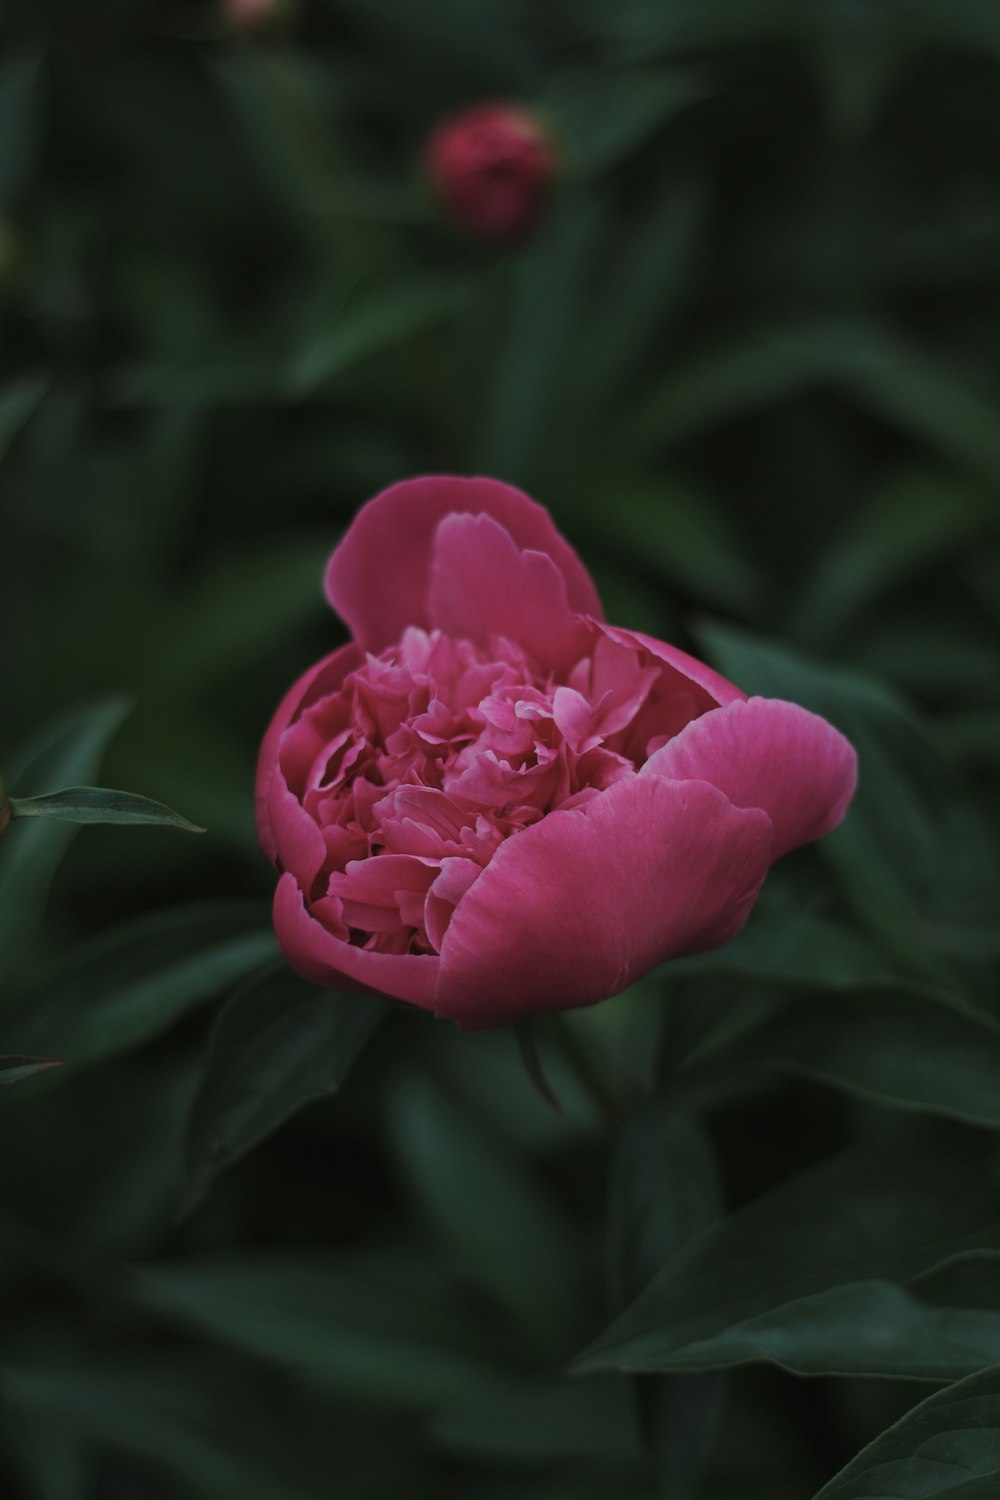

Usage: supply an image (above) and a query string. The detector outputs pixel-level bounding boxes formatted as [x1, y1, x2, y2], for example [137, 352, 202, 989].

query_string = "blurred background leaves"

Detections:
[1, 0, 999, 1497]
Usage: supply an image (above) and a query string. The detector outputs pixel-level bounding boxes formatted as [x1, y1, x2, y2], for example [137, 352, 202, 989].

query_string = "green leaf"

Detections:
[0, 699, 130, 996]
[0, 376, 47, 465]
[575, 1150, 1000, 1382]
[2, 1363, 272, 1500]
[794, 469, 998, 644]
[156, 539, 328, 692]
[550, 65, 711, 180]
[182, 967, 385, 1210]
[812, 1359, 1000, 1499]
[108, 277, 471, 408]
[384, 1069, 586, 1357]
[211, 51, 363, 265]
[571, 171, 708, 426]
[564, 975, 669, 1111]
[806, 24, 904, 145]
[0, 1403, 84, 1500]
[0, 50, 42, 206]
[0, 1055, 61, 1085]
[286, 278, 473, 397]
[575, 475, 759, 613]
[695, 623, 1000, 982]
[4, 1056, 197, 1260]
[605, 1103, 726, 1500]
[627, 322, 848, 449]
[939, 709, 1000, 770]
[668, 901, 987, 1070]
[431, 1023, 605, 1155]
[696, 991, 1000, 1131]
[113, 708, 256, 852]
[668, 906, 922, 997]
[9, 786, 203, 832]
[2, 701, 131, 802]
[916, 0, 1000, 56]
[847, 330, 1000, 483]
[316, 0, 533, 85]
[2, 1350, 406, 1500]
[607, 1101, 722, 1309]
[108, 349, 290, 408]
[856, 615, 1000, 702]
[603, 0, 800, 55]
[429, 1374, 643, 1463]
[513, 1020, 563, 1113]
[483, 191, 607, 488]
[135, 1253, 504, 1409]
[629, 321, 1000, 484]
[5, 902, 277, 1071]
[964, 550, 1000, 628]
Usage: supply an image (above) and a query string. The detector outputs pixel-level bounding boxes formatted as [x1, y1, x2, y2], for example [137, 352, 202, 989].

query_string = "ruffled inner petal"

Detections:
[428, 512, 590, 673]
[271, 619, 726, 958]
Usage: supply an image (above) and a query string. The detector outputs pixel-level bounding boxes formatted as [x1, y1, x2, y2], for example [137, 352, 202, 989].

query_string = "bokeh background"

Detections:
[2, 2, 1000, 1497]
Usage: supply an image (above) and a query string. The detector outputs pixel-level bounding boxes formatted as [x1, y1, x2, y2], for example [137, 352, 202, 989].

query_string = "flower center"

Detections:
[281, 625, 704, 957]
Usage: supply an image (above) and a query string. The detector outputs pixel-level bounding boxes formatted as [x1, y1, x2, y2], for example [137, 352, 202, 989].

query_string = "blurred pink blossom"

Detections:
[425, 103, 557, 240]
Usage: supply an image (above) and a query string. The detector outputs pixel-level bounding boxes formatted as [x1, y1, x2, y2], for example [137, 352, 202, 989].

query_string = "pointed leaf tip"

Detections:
[9, 787, 205, 833]
[514, 1021, 564, 1114]
[0, 1054, 63, 1084]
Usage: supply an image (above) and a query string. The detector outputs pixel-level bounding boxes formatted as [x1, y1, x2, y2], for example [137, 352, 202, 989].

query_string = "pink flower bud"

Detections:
[223, 0, 287, 31]
[425, 103, 558, 241]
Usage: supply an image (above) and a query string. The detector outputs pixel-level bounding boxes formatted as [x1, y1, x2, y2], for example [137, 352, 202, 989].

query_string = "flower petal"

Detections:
[327, 854, 438, 938]
[435, 775, 772, 1028]
[597, 623, 746, 709]
[428, 511, 586, 671]
[642, 697, 857, 861]
[273, 872, 439, 1009]
[267, 771, 328, 893]
[324, 475, 603, 650]
[256, 644, 361, 862]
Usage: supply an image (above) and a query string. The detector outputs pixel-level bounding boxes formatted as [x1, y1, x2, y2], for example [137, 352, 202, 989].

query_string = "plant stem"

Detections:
[555, 1016, 623, 1121]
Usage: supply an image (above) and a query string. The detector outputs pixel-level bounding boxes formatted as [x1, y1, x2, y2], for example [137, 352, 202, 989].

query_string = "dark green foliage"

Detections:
[812, 1363, 1000, 1498]
[1, 1, 999, 1497]
[183, 967, 385, 1209]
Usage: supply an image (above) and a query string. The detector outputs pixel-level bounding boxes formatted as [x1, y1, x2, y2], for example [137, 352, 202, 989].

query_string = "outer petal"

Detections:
[266, 773, 327, 893]
[273, 872, 439, 1010]
[435, 776, 773, 1029]
[597, 623, 746, 709]
[643, 697, 857, 861]
[428, 511, 586, 671]
[324, 475, 603, 651]
[256, 643, 361, 863]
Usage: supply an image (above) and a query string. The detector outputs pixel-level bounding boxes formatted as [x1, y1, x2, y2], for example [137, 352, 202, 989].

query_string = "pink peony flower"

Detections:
[424, 103, 557, 240]
[257, 477, 857, 1028]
